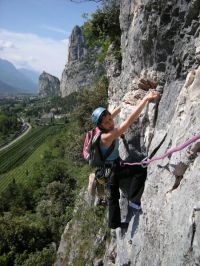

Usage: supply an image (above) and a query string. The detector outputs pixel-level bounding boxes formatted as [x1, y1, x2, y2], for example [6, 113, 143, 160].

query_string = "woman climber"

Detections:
[91, 90, 160, 229]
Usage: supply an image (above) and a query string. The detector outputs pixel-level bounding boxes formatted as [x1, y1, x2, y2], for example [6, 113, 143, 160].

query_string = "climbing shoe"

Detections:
[120, 222, 129, 237]
[120, 222, 129, 229]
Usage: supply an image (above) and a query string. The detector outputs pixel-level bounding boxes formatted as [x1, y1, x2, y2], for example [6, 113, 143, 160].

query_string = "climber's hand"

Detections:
[145, 90, 160, 102]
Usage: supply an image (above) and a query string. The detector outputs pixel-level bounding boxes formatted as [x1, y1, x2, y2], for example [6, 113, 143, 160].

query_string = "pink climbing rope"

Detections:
[121, 133, 200, 166]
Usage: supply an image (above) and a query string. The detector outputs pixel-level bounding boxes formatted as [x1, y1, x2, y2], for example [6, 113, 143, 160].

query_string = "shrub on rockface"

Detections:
[72, 75, 108, 131]
[72, 206, 108, 265]
[58, 199, 108, 266]
[82, 0, 121, 63]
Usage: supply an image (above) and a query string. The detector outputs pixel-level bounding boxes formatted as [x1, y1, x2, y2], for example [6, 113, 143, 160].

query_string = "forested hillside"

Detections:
[0, 75, 108, 265]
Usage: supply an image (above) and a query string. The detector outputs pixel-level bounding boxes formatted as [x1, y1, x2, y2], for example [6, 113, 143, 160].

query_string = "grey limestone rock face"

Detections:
[107, 66, 200, 266]
[104, 0, 200, 265]
[108, 0, 200, 103]
[60, 25, 105, 97]
[38, 71, 60, 97]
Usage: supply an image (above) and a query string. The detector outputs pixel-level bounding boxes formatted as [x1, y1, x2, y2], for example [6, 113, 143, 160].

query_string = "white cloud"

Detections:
[0, 28, 69, 78]
[0, 40, 15, 50]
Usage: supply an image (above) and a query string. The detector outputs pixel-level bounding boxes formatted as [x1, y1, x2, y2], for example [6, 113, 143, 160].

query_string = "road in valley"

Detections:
[0, 120, 32, 152]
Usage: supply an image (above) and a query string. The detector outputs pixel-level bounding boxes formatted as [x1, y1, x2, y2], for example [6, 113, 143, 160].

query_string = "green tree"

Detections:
[0, 112, 21, 135]
[15, 245, 56, 266]
[0, 180, 35, 214]
[0, 215, 52, 265]
[82, 0, 121, 62]
[0, 113, 9, 134]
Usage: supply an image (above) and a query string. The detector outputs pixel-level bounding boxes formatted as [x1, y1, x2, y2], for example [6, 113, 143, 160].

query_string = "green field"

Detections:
[0, 125, 61, 192]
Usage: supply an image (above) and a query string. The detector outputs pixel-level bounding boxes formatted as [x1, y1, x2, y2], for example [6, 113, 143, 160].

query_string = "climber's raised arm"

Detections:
[110, 106, 121, 118]
[100, 91, 160, 146]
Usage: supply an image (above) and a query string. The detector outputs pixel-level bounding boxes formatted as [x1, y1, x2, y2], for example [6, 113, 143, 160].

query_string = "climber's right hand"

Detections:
[144, 90, 160, 102]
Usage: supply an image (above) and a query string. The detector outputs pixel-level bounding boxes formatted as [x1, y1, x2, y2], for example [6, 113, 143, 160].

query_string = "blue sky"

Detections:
[0, 0, 99, 78]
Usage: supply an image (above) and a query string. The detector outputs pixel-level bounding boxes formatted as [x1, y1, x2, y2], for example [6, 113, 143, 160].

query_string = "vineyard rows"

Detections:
[0, 126, 54, 175]
[0, 142, 49, 193]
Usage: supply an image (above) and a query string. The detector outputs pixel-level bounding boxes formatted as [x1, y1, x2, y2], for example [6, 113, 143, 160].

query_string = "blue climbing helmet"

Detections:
[91, 107, 106, 125]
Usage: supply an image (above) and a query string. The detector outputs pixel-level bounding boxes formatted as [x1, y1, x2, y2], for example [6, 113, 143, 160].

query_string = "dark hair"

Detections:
[97, 110, 110, 126]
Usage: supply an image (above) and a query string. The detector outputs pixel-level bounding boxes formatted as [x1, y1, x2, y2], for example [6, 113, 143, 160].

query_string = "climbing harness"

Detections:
[95, 160, 117, 185]
[121, 133, 200, 167]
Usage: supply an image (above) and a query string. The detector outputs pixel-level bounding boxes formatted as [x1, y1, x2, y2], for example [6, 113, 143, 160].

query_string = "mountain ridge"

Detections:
[0, 58, 38, 94]
[0, 79, 20, 96]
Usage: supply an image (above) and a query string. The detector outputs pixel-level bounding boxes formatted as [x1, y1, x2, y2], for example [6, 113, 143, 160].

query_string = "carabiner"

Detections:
[141, 156, 149, 168]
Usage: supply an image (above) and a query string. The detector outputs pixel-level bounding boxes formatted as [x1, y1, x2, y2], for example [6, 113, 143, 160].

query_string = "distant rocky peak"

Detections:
[60, 25, 104, 97]
[38, 72, 60, 97]
[68, 25, 87, 63]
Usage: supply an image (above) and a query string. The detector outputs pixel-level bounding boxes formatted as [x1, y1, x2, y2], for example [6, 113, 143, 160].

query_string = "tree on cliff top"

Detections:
[82, 0, 121, 62]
